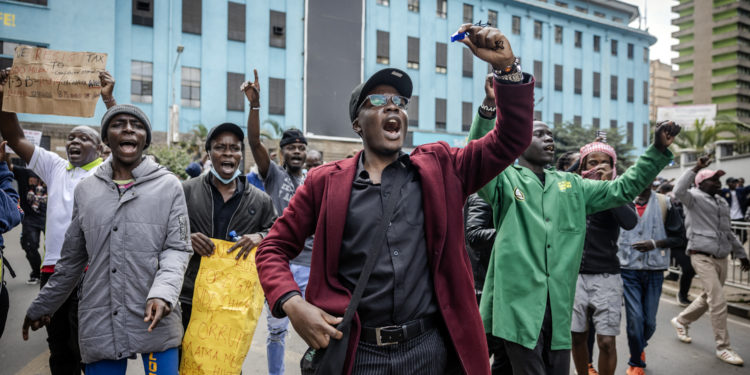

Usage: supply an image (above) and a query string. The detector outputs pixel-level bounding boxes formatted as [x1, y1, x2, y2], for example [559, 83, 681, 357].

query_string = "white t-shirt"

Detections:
[730, 190, 743, 220]
[28, 146, 101, 267]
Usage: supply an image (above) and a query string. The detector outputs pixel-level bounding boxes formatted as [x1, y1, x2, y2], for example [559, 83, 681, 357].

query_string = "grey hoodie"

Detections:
[26, 157, 193, 363]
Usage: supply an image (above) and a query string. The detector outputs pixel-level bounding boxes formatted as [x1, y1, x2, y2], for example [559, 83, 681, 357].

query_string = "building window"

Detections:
[181, 67, 201, 107]
[131, 60, 153, 103]
[555, 1, 568, 8]
[575, 6, 588, 14]
[610, 120, 617, 129]
[512, 16, 521, 35]
[613, 17, 624, 23]
[407, 37, 419, 69]
[554, 64, 563, 91]
[554, 26, 563, 44]
[627, 43, 634, 59]
[435, 98, 446, 130]
[627, 122, 634, 145]
[132, 0, 154, 27]
[408, 0, 419, 12]
[436, 0, 447, 18]
[488, 10, 498, 27]
[462, 102, 472, 132]
[627, 78, 634, 102]
[227, 72, 245, 111]
[15, 0, 47, 5]
[574, 31, 582, 48]
[377, 0, 389, 6]
[435, 42, 447, 74]
[534, 111, 542, 121]
[554, 113, 562, 124]
[462, 48, 473, 78]
[574, 68, 582, 94]
[593, 72, 600, 97]
[574, 116, 582, 125]
[593, 118, 600, 129]
[534, 21, 542, 40]
[376, 30, 390, 65]
[270, 11, 286, 49]
[463, 4, 473, 24]
[228, 2, 245, 42]
[593, 35, 600, 52]
[643, 47, 648, 63]
[269, 78, 285, 115]
[610, 75, 618, 100]
[408, 95, 419, 126]
[611, 39, 618, 56]
[533, 60, 543, 88]
[594, 11, 605, 18]
[643, 81, 648, 105]
[643, 123, 649, 147]
[182, 0, 201, 35]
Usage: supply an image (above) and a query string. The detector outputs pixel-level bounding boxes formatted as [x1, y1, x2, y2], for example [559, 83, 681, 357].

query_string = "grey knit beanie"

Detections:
[100, 104, 152, 148]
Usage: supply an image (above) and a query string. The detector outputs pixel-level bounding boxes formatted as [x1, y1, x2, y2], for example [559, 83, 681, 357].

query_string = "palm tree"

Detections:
[672, 118, 741, 155]
[260, 119, 284, 141]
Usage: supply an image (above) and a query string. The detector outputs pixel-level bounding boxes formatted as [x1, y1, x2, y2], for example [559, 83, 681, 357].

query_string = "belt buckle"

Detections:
[375, 325, 404, 346]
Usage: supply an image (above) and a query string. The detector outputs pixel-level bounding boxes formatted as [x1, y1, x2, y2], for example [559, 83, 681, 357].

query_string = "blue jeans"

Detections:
[621, 269, 663, 368]
[84, 347, 178, 375]
[266, 263, 310, 375]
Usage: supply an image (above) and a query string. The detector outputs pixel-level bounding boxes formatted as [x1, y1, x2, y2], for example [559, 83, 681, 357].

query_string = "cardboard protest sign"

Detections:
[2, 46, 107, 117]
[180, 239, 266, 375]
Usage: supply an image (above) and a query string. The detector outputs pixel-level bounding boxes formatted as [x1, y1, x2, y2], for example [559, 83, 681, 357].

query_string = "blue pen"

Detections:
[229, 230, 241, 242]
[451, 31, 467, 42]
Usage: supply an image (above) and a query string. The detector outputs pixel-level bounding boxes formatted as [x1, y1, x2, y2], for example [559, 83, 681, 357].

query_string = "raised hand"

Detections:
[693, 154, 712, 171]
[653, 120, 681, 153]
[240, 69, 260, 107]
[99, 71, 115, 98]
[456, 24, 515, 70]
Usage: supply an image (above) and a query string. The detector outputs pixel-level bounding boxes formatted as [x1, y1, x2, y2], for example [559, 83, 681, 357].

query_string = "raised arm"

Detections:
[0, 68, 35, 163]
[612, 203, 638, 231]
[674, 155, 711, 208]
[99, 70, 117, 109]
[241, 69, 271, 179]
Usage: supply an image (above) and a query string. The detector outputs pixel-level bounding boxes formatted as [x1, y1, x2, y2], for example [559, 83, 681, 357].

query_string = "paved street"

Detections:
[1, 224, 749, 374]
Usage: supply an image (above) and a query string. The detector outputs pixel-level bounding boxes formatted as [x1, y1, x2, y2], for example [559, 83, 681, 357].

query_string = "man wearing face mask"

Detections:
[670, 155, 750, 366]
[468, 116, 680, 374]
[179, 123, 277, 330]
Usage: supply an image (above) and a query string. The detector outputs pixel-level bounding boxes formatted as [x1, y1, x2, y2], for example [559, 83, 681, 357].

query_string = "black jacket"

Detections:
[722, 186, 750, 218]
[179, 173, 277, 305]
[464, 193, 495, 292]
[580, 203, 638, 274]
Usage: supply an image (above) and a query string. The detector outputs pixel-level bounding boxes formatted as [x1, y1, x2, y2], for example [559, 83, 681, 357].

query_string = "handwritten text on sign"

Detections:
[180, 239, 266, 375]
[2, 46, 107, 117]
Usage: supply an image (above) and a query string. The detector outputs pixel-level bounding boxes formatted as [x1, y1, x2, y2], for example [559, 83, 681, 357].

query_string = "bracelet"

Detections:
[102, 97, 115, 104]
[492, 57, 520, 75]
[250, 104, 261, 111]
[480, 104, 496, 113]
[650, 239, 657, 249]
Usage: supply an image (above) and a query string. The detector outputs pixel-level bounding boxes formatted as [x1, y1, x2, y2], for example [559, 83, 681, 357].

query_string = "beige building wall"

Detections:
[649, 60, 675, 122]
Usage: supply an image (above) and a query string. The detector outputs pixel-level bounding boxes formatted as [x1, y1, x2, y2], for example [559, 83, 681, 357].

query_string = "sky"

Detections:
[621, 0, 677, 65]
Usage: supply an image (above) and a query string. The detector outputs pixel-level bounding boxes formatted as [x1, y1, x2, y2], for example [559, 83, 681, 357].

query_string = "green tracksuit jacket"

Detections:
[468, 114, 673, 350]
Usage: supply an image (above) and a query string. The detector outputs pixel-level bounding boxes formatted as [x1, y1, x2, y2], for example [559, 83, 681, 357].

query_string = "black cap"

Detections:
[279, 129, 307, 148]
[349, 68, 413, 122]
[727, 177, 738, 183]
[205, 122, 244, 151]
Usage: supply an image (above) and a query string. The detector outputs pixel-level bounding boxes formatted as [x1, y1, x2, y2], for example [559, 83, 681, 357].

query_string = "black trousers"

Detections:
[20, 224, 42, 278]
[503, 299, 570, 375]
[673, 249, 696, 299]
[40, 272, 82, 375]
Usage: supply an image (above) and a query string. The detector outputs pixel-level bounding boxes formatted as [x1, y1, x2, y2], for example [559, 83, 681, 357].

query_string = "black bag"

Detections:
[300, 171, 410, 375]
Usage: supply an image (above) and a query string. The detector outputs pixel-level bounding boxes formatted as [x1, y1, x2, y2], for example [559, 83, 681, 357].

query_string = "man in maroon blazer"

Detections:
[254, 24, 533, 374]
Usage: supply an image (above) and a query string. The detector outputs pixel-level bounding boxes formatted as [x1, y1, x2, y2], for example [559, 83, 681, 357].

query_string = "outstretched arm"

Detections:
[99, 70, 117, 109]
[241, 70, 271, 179]
[0, 68, 35, 163]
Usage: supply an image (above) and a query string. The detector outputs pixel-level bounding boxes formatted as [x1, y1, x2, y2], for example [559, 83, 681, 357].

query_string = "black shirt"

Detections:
[579, 204, 637, 274]
[338, 153, 438, 326]
[13, 166, 46, 228]
[209, 175, 245, 240]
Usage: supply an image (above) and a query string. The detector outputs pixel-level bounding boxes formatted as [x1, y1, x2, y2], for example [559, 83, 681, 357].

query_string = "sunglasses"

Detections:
[358, 94, 409, 112]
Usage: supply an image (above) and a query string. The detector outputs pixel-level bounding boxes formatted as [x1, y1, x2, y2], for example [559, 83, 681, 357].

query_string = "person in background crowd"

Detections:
[555, 150, 579, 172]
[0, 68, 116, 374]
[22, 103, 192, 375]
[10, 163, 46, 285]
[469, 103, 678, 374]
[571, 141, 637, 375]
[243, 70, 314, 375]
[463, 74, 513, 375]
[100, 145, 111, 161]
[256, 24, 532, 374]
[659, 183, 695, 306]
[617, 186, 684, 375]
[722, 177, 750, 244]
[179, 122, 276, 331]
[185, 161, 202, 179]
[305, 149, 323, 171]
[0, 141, 24, 340]
[670, 156, 750, 366]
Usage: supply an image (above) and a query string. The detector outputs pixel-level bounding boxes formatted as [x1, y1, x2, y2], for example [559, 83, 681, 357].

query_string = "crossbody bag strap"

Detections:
[338, 171, 411, 329]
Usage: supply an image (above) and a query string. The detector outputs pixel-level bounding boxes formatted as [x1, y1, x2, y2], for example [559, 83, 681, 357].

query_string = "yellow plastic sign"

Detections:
[180, 239, 265, 375]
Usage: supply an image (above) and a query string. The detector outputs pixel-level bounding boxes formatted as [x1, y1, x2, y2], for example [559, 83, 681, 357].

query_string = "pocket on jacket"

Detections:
[558, 192, 583, 233]
[645, 249, 670, 268]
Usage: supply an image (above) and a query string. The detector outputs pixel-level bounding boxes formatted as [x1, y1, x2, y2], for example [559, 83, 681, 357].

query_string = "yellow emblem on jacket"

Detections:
[514, 187, 525, 201]
[558, 181, 572, 192]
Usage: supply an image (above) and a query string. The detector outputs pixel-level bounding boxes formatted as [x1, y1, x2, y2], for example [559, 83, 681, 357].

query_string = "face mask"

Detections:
[210, 167, 241, 185]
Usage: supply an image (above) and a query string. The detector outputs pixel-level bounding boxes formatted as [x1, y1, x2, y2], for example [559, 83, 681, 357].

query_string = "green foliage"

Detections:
[672, 118, 741, 155]
[261, 119, 284, 140]
[149, 144, 193, 180]
[551, 122, 635, 175]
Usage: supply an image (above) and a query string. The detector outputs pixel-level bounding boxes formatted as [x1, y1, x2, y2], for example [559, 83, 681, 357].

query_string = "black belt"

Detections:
[361, 315, 439, 346]
[689, 250, 720, 259]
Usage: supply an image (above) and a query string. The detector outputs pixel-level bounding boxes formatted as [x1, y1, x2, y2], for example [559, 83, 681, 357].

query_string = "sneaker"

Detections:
[626, 366, 645, 375]
[26, 277, 40, 285]
[587, 363, 598, 375]
[671, 317, 692, 343]
[676, 294, 691, 307]
[716, 348, 744, 365]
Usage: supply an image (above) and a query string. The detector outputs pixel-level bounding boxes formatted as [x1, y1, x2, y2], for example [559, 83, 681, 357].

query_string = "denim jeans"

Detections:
[621, 269, 663, 368]
[266, 263, 310, 375]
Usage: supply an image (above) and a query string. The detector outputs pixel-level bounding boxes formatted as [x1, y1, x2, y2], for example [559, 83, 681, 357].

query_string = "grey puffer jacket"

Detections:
[26, 158, 193, 363]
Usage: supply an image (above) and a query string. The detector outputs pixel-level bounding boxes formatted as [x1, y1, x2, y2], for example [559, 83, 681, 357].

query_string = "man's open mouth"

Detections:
[119, 140, 138, 153]
[68, 147, 82, 156]
[383, 117, 402, 140]
[219, 160, 236, 171]
[543, 145, 555, 153]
